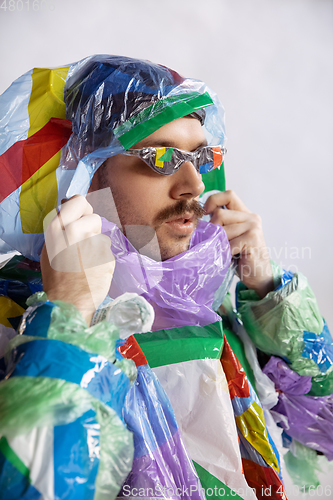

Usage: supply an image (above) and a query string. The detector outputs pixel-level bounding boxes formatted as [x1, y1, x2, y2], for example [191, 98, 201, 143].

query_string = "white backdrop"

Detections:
[0, 0, 333, 497]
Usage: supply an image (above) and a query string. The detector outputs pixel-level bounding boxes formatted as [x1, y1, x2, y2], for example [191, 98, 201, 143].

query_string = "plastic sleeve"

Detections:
[236, 267, 333, 379]
[0, 293, 136, 498]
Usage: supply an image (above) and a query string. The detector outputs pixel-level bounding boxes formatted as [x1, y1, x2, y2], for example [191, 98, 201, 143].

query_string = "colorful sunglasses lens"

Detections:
[199, 146, 223, 174]
[124, 145, 224, 175]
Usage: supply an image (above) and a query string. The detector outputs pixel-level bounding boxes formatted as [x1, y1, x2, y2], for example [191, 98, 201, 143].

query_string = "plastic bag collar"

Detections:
[102, 218, 231, 331]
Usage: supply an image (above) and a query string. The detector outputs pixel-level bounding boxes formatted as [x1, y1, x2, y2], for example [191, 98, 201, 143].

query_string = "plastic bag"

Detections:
[119, 335, 206, 500]
[232, 314, 279, 410]
[91, 292, 155, 337]
[0, 55, 226, 261]
[133, 321, 285, 499]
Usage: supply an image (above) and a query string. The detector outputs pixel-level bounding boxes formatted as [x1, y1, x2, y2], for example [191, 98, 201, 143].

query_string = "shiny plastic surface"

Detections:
[132, 329, 257, 499]
[102, 217, 231, 330]
[0, 55, 226, 260]
[263, 356, 333, 460]
[0, 298, 136, 499]
[237, 270, 333, 378]
[122, 144, 225, 175]
[284, 440, 322, 490]
[120, 336, 206, 500]
[232, 314, 278, 410]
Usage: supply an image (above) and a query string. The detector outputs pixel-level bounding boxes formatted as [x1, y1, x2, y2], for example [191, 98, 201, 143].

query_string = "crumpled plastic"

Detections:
[307, 369, 333, 397]
[0, 254, 41, 282]
[231, 314, 278, 410]
[9, 293, 127, 367]
[0, 377, 134, 500]
[103, 217, 231, 330]
[0, 296, 136, 499]
[1, 293, 211, 499]
[237, 270, 333, 378]
[283, 440, 322, 491]
[119, 335, 206, 500]
[132, 325, 259, 498]
[0, 55, 226, 261]
[263, 356, 333, 460]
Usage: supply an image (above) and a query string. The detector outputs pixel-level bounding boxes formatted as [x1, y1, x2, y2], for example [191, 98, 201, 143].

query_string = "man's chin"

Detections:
[123, 224, 194, 261]
[133, 238, 190, 261]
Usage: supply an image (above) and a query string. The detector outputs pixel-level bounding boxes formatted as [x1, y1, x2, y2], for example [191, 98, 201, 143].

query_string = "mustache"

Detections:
[154, 199, 205, 224]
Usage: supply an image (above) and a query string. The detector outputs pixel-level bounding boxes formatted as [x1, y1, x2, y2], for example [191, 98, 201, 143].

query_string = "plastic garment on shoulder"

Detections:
[0, 55, 226, 261]
[0, 297, 136, 499]
[0, 278, 42, 312]
[283, 439, 322, 491]
[263, 356, 333, 460]
[307, 367, 333, 397]
[102, 217, 231, 330]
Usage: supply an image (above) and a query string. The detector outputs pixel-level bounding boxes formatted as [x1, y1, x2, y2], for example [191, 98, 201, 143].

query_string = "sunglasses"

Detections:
[121, 145, 226, 175]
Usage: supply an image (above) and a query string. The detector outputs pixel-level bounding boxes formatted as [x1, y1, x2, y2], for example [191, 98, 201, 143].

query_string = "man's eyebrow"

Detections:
[135, 139, 208, 151]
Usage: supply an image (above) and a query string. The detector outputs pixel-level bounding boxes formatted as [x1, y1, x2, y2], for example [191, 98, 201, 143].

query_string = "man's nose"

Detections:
[169, 161, 205, 200]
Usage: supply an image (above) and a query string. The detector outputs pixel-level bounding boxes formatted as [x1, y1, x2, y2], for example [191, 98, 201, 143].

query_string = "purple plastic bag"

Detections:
[120, 362, 205, 500]
[263, 356, 333, 459]
[102, 218, 231, 331]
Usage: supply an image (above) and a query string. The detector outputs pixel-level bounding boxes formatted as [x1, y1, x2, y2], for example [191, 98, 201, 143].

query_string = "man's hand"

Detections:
[41, 195, 115, 325]
[204, 190, 274, 298]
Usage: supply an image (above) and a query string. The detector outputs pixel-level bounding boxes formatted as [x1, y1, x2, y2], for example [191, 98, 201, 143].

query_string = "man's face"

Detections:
[90, 117, 206, 260]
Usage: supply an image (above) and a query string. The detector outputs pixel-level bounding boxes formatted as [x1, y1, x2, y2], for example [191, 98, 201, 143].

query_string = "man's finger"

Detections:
[204, 190, 251, 215]
[228, 233, 249, 257]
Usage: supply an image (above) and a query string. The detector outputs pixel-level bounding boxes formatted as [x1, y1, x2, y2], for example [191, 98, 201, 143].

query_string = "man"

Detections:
[0, 55, 332, 499]
[41, 116, 274, 325]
